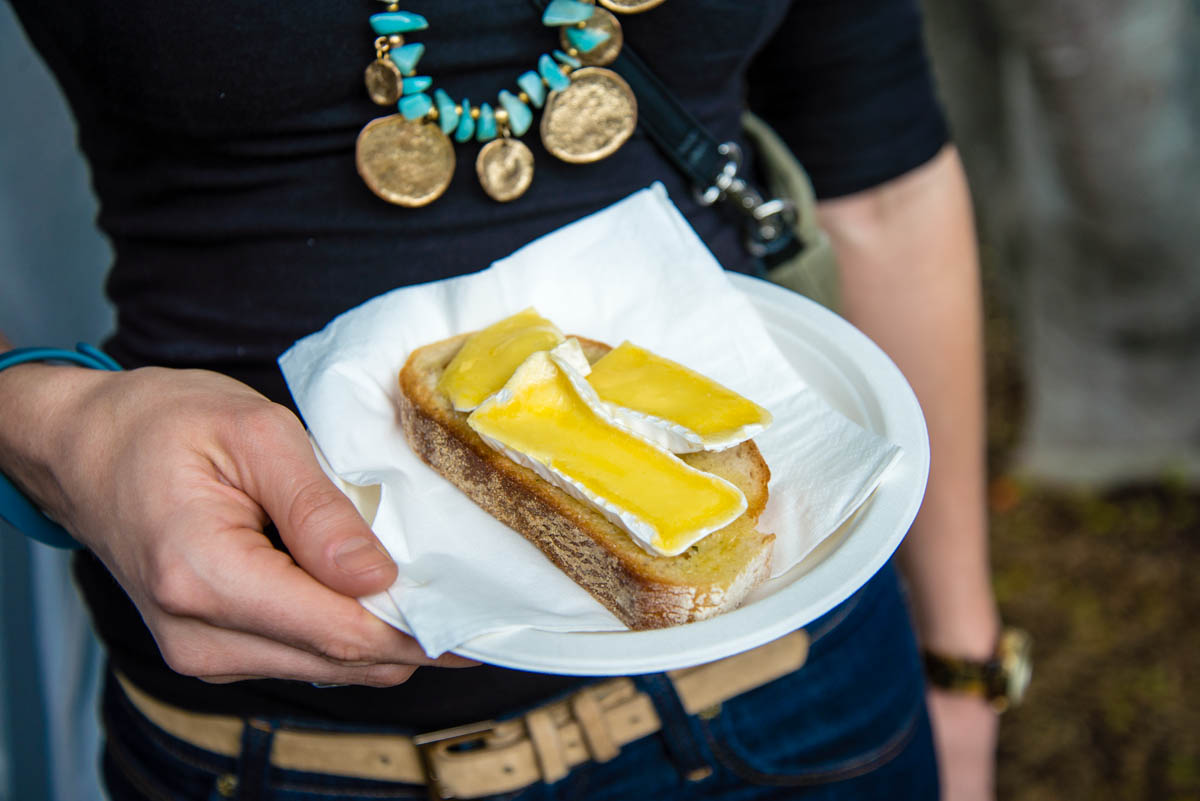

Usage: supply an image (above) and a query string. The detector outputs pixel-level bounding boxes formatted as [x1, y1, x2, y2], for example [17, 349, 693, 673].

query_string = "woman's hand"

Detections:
[927, 688, 999, 801]
[0, 363, 472, 685]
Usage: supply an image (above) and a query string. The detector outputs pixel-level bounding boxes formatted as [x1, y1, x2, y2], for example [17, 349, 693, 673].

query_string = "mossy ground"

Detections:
[983, 266, 1200, 800]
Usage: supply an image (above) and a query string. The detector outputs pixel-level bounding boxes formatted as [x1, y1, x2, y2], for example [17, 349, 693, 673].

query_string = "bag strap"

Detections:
[607, 47, 800, 265]
[530, 0, 802, 266]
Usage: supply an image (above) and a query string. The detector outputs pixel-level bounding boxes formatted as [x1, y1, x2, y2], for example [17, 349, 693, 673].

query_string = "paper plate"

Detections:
[357, 274, 929, 675]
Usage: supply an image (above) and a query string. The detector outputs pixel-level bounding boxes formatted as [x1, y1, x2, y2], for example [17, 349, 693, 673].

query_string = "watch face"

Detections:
[999, 628, 1034, 705]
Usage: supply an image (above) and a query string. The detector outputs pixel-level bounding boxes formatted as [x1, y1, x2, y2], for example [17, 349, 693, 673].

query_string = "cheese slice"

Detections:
[437, 308, 565, 411]
[467, 346, 748, 556]
[585, 341, 773, 453]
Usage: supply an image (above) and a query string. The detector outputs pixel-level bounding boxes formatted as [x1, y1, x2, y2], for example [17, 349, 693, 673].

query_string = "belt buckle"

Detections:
[412, 719, 497, 801]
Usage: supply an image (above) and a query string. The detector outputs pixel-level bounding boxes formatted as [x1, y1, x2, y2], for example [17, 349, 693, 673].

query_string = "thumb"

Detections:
[234, 410, 399, 598]
[279, 476, 398, 598]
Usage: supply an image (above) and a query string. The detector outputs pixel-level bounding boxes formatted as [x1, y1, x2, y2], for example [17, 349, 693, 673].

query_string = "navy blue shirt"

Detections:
[10, 0, 948, 726]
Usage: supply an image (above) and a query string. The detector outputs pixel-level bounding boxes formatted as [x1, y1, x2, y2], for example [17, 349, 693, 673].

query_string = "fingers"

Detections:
[200, 646, 479, 685]
[146, 509, 421, 668]
[216, 540, 435, 666]
[145, 492, 472, 670]
[149, 613, 421, 687]
[144, 537, 479, 686]
[220, 544, 477, 671]
[226, 405, 398, 598]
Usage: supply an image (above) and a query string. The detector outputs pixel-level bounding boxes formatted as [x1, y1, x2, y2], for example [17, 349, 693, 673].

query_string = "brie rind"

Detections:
[468, 346, 747, 557]
[575, 396, 768, 454]
[550, 337, 592, 377]
[565, 342, 772, 453]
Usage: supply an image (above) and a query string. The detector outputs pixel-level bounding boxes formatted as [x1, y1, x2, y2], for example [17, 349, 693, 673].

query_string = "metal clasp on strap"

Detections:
[413, 719, 497, 801]
[693, 141, 799, 260]
[694, 142, 746, 207]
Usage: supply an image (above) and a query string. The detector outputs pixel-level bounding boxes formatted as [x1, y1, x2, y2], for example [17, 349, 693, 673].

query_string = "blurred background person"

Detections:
[923, 0, 1200, 798]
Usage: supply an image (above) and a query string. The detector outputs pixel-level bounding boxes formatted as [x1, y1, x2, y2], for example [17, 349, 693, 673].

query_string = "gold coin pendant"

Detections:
[364, 59, 403, 107]
[356, 115, 456, 208]
[541, 67, 638, 165]
[598, 0, 668, 13]
[476, 138, 535, 203]
[560, 7, 624, 67]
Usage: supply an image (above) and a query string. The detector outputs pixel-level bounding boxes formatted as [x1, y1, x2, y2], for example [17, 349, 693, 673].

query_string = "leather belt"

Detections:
[116, 631, 808, 799]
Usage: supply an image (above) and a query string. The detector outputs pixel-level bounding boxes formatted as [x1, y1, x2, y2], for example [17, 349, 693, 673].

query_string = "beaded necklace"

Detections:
[355, 0, 665, 206]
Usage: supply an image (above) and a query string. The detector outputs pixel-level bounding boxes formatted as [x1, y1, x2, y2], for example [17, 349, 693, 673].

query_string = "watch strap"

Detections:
[923, 627, 1033, 712]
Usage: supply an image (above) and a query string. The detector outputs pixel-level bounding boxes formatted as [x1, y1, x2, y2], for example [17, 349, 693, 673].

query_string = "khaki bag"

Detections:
[742, 112, 841, 311]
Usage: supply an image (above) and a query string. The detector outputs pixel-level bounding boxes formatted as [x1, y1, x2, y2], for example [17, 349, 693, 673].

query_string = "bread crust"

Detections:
[397, 333, 774, 629]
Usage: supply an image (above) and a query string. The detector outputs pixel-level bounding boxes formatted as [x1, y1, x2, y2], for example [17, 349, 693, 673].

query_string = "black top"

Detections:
[9, 0, 948, 728]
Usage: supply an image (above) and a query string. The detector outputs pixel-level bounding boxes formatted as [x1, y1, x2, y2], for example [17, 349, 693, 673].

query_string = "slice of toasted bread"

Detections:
[397, 334, 775, 630]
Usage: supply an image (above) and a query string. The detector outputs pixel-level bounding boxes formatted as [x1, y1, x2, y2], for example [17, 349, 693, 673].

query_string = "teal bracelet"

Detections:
[0, 344, 122, 549]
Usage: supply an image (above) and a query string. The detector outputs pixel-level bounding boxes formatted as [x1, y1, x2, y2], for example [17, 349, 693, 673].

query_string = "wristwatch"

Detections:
[923, 627, 1033, 712]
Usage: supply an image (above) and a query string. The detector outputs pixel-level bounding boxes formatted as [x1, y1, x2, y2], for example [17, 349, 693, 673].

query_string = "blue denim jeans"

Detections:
[101, 562, 937, 801]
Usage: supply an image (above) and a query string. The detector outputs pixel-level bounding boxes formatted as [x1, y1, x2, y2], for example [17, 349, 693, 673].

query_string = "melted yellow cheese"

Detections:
[438, 308, 565, 411]
[468, 351, 746, 555]
[586, 342, 772, 438]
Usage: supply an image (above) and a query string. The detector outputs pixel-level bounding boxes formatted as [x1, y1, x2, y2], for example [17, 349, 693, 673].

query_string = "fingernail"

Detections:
[334, 538, 392, 575]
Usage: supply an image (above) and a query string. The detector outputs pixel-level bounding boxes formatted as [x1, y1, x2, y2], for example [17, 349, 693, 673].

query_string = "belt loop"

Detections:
[569, 689, 619, 763]
[235, 718, 276, 801]
[631, 675, 714, 784]
[524, 708, 569, 784]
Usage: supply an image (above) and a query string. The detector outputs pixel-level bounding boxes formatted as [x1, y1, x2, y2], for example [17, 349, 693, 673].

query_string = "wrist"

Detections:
[924, 625, 1033, 713]
[0, 362, 117, 523]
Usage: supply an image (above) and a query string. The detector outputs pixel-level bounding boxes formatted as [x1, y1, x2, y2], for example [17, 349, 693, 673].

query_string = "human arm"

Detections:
[817, 145, 999, 800]
[0, 348, 473, 685]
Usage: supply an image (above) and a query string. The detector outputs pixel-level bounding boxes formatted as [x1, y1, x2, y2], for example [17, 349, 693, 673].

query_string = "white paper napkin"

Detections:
[279, 184, 901, 658]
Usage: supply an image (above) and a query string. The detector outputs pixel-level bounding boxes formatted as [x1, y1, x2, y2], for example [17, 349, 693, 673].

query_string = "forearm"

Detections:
[817, 146, 999, 658]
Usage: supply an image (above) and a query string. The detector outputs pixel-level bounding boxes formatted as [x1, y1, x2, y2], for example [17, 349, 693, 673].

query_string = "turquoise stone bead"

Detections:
[389, 43, 425, 76]
[476, 103, 497, 142]
[398, 92, 432, 120]
[517, 71, 547, 109]
[435, 89, 459, 135]
[402, 77, 432, 95]
[369, 11, 428, 35]
[541, 0, 594, 26]
[454, 99, 475, 143]
[498, 90, 533, 137]
[538, 54, 570, 92]
[565, 25, 611, 54]
[553, 49, 582, 68]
